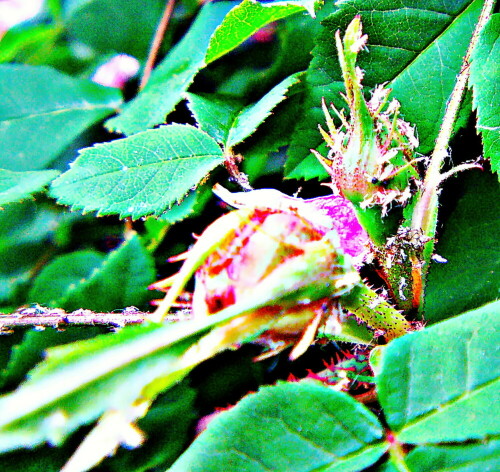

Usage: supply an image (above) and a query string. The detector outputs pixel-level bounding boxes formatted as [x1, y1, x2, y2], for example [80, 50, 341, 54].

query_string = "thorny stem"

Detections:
[411, 0, 495, 236]
[139, 0, 176, 90]
[340, 284, 410, 340]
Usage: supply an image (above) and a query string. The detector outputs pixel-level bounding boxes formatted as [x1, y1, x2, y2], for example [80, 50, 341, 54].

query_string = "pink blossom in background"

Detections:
[91, 54, 140, 89]
[0, 0, 43, 38]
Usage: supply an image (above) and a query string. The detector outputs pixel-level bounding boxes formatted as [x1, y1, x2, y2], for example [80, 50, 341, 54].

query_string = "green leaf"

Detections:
[65, 0, 164, 59]
[0, 202, 63, 304]
[187, 72, 304, 149]
[286, 0, 483, 178]
[30, 236, 155, 312]
[0, 24, 62, 64]
[377, 301, 500, 444]
[50, 124, 224, 219]
[28, 250, 105, 308]
[105, 2, 234, 136]
[0, 65, 122, 171]
[205, 0, 316, 65]
[158, 184, 213, 224]
[239, 80, 307, 181]
[0, 442, 71, 472]
[0, 169, 60, 205]
[169, 382, 386, 472]
[185, 94, 243, 146]
[470, 13, 500, 177]
[425, 171, 500, 323]
[382, 439, 500, 472]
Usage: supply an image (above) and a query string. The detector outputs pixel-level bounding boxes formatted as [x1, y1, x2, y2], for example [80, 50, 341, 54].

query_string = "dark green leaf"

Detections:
[470, 13, 500, 176]
[28, 250, 105, 308]
[30, 235, 155, 312]
[169, 382, 386, 472]
[158, 184, 213, 224]
[286, 0, 483, 178]
[0, 169, 59, 205]
[205, 0, 315, 65]
[65, 0, 164, 59]
[105, 2, 234, 136]
[0, 202, 62, 304]
[0, 65, 122, 171]
[0, 327, 103, 392]
[0, 442, 71, 472]
[377, 301, 500, 444]
[425, 171, 500, 322]
[187, 72, 303, 148]
[50, 125, 224, 219]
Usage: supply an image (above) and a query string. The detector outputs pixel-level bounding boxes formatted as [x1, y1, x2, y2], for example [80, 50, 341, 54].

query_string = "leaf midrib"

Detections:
[397, 375, 499, 435]
[0, 101, 121, 124]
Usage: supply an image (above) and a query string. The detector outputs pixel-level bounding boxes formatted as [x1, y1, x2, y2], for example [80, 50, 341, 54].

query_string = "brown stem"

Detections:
[224, 150, 253, 190]
[353, 389, 378, 404]
[0, 308, 149, 330]
[139, 0, 176, 90]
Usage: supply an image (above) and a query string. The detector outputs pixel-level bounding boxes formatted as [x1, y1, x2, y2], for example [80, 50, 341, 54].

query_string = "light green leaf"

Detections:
[382, 439, 500, 472]
[30, 236, 155, 312]
[377, 301, 500, 444]
[105, 2, 234, 136]
[0, 24, 62, 64]
[470, 13, 500, 176]
[50, 125, 224, 219]
[0, 65, 122, 171]
[286, 0, 482, 178]
[187, 72, 304, 148]
[0, 169, 60, 205]
[169, 382, 386, 472]
[205, 0, 316, 65]
[425, 171, 500, 323]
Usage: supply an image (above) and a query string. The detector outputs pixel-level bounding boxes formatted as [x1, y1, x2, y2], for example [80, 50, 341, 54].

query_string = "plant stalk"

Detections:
[411, 0, 495, 236]
[340, 284, 410, 340]
[139, 0, 176, 90]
